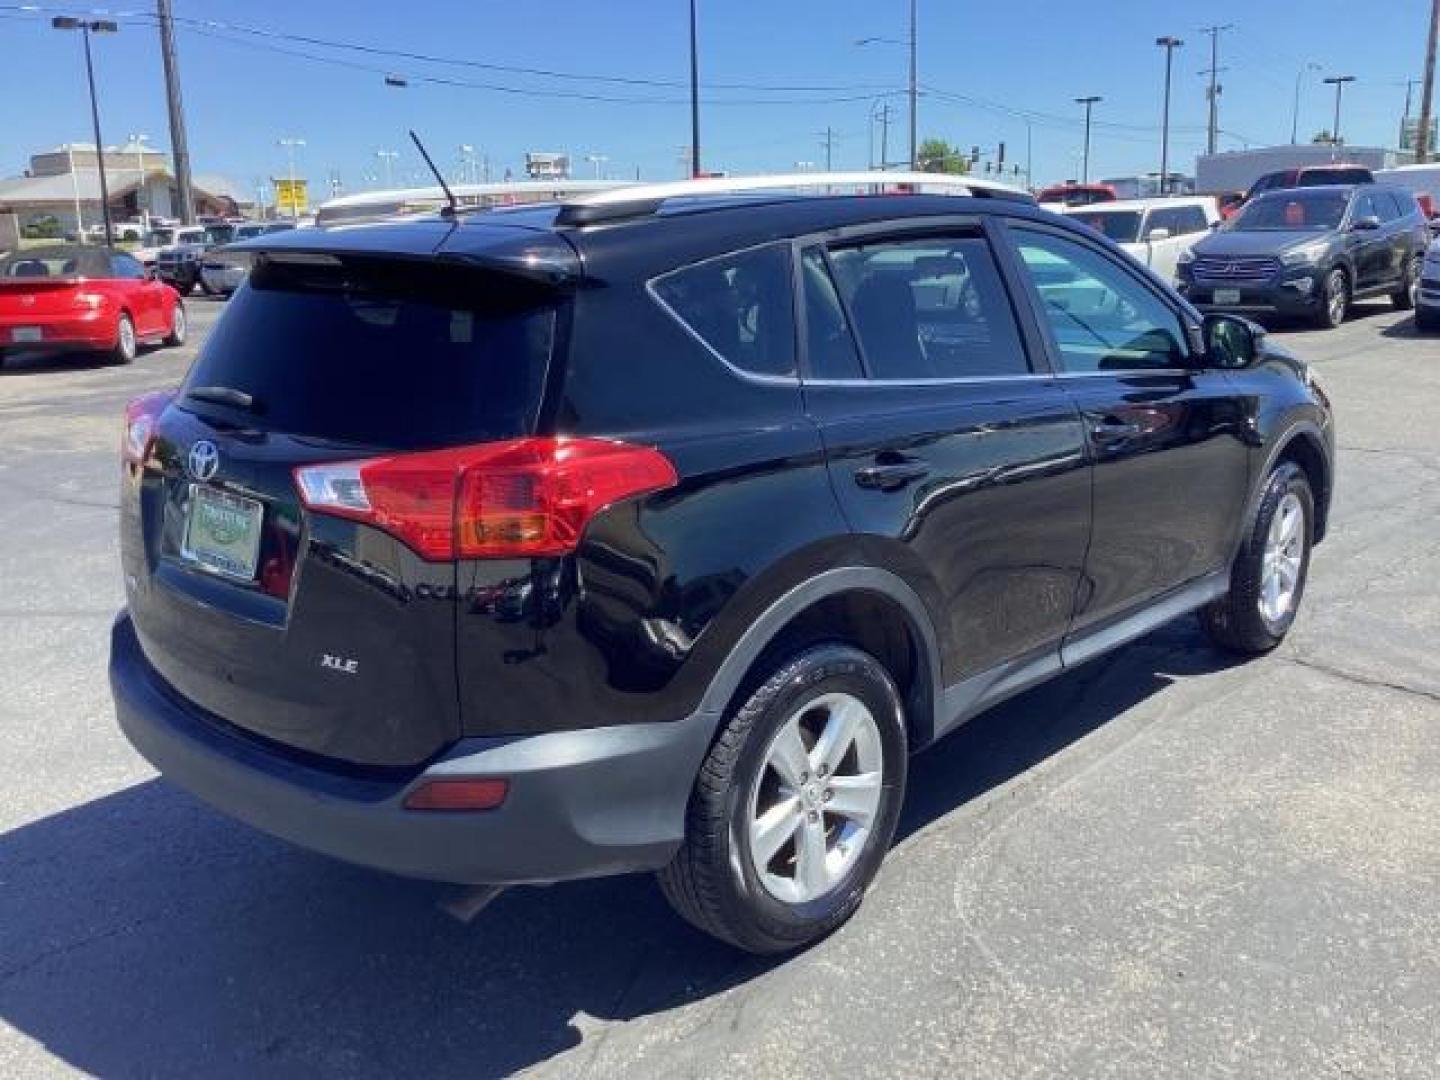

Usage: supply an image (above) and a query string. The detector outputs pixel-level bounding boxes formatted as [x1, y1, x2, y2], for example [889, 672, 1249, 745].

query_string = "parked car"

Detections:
[1177, 184, 1429, 328]
[1063, 196, 1219, 282]
[155, 223, 237, 294]
[132, 225, 203, 270]
[111, 172, 1334, 953]
[1417, 238, 1440, 332]
[1036, 182, 1118, 208]
[0, 244, 185, 364]
[199, 222, 296, 296]
[1242, 164, 1375, 206]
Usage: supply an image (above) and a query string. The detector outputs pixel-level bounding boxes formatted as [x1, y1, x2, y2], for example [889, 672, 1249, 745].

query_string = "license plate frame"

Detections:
[10, 327, 42, 343]
[182, 484, 264, 581]
[1212, 288, 1242, 306]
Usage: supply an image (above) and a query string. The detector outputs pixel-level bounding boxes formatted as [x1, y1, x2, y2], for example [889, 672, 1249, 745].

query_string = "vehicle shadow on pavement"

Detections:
[0, 352, 114, 376]
[0, 619, 1236, 1078]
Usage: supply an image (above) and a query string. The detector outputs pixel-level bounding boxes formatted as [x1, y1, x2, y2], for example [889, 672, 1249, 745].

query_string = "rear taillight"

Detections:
[122, 390, 176, 467]
[294, 437, 679, 560]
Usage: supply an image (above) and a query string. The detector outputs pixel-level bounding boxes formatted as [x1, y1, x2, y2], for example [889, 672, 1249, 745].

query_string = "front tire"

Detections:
[109, 313, 137, 365]
[1314, 268, 1348, 329]
[658, 644, 908, 954]
[1202, 462, 1314, 655]
[163, 302, 187, 347]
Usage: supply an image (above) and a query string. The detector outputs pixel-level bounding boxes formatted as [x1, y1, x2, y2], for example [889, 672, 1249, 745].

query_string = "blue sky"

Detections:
[1, 0, 1432, 200]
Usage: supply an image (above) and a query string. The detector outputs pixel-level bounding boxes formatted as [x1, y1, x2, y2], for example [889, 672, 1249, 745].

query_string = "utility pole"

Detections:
[689, 0, 701, 176]
[1200, 23, 1232, 156]
[1156, 36, 1184, 195]
[1074, 96, 1101, 184]
[375, 148, 397, 189]
[820, 127, 838, 171]
[908, 0, 918, 169]
[880, 103, 890, 170]
[1418, 0, 1439, 162]
[1324, 75, 1356, 146]
[156, 0, 195, 225]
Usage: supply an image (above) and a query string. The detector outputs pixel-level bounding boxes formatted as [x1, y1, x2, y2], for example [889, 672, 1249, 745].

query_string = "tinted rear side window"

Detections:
[826, 235, 1030, 379]
[183, 257, 556, 449]
[652, 244, 796, 378]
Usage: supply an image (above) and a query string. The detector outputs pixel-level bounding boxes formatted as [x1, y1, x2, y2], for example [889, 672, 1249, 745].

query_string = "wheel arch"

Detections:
[696, 567, 944, 754]
[1243, 422, 1333, 548]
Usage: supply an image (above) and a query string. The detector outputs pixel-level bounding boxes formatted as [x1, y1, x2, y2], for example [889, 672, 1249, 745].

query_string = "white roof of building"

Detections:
[0, 168, 243, 207]
[1060, 195, 1216, 213]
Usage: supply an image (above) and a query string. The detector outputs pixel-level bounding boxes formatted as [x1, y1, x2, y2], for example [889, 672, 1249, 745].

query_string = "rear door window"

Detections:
[182, 257, 557, 449]
[652, 244, 796, 378]
[822, 235, 1031, 379]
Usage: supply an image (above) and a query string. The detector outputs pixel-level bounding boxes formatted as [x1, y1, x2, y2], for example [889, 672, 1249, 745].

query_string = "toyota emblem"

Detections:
[188, 440, 220, 481]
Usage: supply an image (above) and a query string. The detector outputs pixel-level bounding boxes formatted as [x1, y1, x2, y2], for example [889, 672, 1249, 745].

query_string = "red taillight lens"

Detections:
[122, 389, 176, 466]
[294, 437, 678, 561]
[403, 777, 509, 811]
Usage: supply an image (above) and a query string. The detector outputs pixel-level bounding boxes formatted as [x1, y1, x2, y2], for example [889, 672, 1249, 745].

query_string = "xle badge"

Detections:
[321, 654, 359, 675]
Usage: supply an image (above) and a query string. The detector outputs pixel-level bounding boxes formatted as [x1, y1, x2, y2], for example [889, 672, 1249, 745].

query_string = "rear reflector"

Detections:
[294, 437, 678, 560]
[123, 389, 177, 466]
[403, 777, 509, 811]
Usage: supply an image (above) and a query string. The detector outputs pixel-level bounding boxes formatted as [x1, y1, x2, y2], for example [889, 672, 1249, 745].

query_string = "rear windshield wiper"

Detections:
[185, 385, 263, 414]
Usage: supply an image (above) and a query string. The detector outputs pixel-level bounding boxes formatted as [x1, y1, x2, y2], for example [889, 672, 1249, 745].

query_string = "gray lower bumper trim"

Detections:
[110, 613, 716, 885]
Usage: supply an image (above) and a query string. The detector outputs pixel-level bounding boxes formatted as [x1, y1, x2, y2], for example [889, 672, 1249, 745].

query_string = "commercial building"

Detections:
[1194, 145, 1403, 194]
[0, 141, 246, 237]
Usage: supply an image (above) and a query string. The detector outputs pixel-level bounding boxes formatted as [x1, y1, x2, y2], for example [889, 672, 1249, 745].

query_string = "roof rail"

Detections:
[553, 170, 1034, 226]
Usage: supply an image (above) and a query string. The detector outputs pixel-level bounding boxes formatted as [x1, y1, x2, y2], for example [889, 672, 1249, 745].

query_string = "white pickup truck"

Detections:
[1062, 196, 1219, 283]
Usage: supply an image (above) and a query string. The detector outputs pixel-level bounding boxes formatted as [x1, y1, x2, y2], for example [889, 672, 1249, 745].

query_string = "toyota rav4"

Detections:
[110, 173, 1334, 953]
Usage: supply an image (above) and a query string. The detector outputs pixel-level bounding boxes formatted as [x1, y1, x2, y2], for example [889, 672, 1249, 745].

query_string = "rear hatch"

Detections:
[121, 234, 573, 769]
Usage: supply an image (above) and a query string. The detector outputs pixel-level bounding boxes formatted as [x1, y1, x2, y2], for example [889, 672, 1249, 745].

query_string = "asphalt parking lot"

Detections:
[1, 296, 1437, 1078]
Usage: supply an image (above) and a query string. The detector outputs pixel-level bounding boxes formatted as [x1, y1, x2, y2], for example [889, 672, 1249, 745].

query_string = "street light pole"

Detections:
[908, 0, 918, 170]
[52, 16, 118, 246]
[1156, 36, 1184, 196]
[1323, 75, 1357, 145]
[1417, 0, 1439, 162]
[689, 0, 701, 177]
[375, 149, 398, 189]
[1074, 96, 1101, 185]
[1291, 62, 1320, 144]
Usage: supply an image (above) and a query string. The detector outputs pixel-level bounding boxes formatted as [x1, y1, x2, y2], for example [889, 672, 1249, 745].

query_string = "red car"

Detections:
[0, 245, 186, 365]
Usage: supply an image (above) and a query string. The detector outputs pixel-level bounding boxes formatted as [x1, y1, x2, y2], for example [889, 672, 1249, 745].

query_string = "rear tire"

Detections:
[1313, 268, 1348, 329]
[109, 313, 137, 366]
[1202, 462, 1314, 655]
[658, 643, 908, 954]
[1392, 255, 1421, 310]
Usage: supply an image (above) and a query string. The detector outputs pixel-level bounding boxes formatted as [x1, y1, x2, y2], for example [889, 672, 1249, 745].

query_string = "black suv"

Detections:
[1179, 184, 1429, 328]
[111, 177, 1334, 953]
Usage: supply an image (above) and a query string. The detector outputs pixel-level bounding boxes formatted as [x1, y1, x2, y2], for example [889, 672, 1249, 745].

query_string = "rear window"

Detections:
[182, 256, 557, 449]
[1299, 167, 1373, 187]
[652, 244, 796, 378]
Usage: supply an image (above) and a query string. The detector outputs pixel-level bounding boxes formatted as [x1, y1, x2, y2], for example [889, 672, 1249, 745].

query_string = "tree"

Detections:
[917, 137, 971, 174]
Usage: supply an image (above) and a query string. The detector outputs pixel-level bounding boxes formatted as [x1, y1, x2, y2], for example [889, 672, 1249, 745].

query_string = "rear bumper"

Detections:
[0, 311, 114, 350]
[109, 612, 716, 884]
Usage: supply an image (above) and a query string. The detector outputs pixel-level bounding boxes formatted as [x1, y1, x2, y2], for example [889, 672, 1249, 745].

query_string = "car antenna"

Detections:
[409, 129, 458, 217]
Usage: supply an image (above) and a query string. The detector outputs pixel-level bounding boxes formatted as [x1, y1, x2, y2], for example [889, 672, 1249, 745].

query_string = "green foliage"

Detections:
[917, 138, 971, 175]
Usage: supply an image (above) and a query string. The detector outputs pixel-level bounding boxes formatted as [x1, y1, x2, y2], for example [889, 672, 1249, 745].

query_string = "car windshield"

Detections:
[1230, 191, 1349, 232]
[1069, 210, 1143, 243]
[203, 225, 235, 245]
[144, 229, 176, 246]
[233, 224, 268, 239]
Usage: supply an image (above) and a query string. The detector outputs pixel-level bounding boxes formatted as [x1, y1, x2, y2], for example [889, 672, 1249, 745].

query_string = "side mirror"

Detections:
[1146, 227, 1172, 242]
[1350, 215, 1381, 232]
[1202, 313, 1263, 369]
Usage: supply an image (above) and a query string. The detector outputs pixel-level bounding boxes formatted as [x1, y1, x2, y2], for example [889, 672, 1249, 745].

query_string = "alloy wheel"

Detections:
[747, 691, 884, 904]
[1259, 491, 1304, 624]
[1326, 271, 1346, 326]
[118, 317, 136, 360]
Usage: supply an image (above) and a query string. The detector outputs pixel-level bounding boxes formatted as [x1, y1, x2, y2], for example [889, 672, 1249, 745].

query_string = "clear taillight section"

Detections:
[122, 390, 176, 467]
[294, 437, 679, 560]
